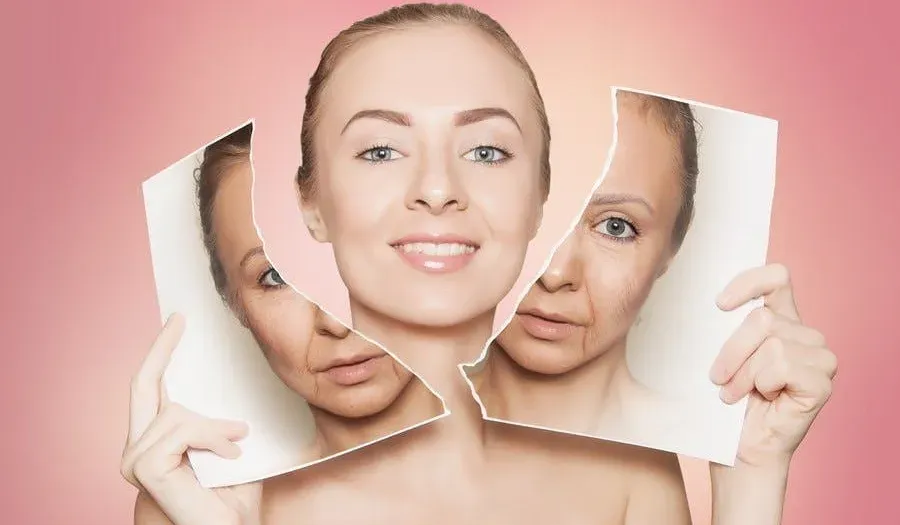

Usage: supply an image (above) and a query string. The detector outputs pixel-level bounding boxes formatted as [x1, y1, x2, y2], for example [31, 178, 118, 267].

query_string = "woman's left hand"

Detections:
[710, 263, 838, 468]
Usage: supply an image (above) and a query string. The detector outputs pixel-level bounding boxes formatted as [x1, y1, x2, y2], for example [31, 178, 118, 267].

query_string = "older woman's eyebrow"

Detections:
[239, 246, 267, 269]
[454, 107, 521, 132]
[341, 109, 412, 134]
[588, 192, 655, 215]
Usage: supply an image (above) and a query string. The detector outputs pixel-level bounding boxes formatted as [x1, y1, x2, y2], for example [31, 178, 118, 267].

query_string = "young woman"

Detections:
[123, 4, 836, 525]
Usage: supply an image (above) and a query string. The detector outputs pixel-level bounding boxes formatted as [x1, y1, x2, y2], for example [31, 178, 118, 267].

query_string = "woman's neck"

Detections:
[348, 300, 496, 448]
[476, 338, 635, 435]
[310, 377, 445, 457]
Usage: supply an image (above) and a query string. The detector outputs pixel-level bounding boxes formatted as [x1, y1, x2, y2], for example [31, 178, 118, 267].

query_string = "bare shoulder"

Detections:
[485, 423, 690, 523]
[620, 446, 691, 525]
[133, 491, 174, 525]
[262, 452, 378, 516]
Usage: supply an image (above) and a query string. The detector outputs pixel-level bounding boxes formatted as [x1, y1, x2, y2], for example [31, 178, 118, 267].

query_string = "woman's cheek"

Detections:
[485, 194, 539, 243]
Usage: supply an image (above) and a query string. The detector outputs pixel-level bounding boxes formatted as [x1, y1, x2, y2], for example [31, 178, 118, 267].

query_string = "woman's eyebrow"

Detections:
[340, 107, 522, 135]
[341, 109, 411, 134]
[588, 192, 656, 215]
[454, 107, 521, 132]
[239, 246, 267, 269]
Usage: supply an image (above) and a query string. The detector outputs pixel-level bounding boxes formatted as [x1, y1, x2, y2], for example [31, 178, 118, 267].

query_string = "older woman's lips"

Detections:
[517, 313, 579, 341]
[390, 235, 479, 274]
[324, 355, 385, 386]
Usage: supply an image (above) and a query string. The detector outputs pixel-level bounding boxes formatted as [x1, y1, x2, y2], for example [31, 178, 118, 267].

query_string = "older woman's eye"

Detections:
[462, 145, 510, 164]
[260, 268, 286, 287]
[357, 146, 405, 163]
[594, 217, 638, 240]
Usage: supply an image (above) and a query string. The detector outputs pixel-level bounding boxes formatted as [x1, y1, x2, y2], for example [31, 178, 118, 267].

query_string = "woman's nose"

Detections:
[405, 150, 469, 214]
[313, 308, 351, 339]
[538, 234, 584, 293]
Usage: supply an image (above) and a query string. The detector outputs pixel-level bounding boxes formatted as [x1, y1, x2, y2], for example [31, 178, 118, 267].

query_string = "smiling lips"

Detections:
[516, 309, 581, 341]
[322, 354, 386, 386]
[391, 234, 479, 273]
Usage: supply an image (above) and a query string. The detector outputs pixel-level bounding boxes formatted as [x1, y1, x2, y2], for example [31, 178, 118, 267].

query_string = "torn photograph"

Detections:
[463, 88, 779, 465]
[142, 122, 447, 488]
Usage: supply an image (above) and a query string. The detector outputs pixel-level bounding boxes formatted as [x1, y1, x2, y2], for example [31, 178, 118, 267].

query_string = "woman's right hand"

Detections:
[120, 314, 262, 525]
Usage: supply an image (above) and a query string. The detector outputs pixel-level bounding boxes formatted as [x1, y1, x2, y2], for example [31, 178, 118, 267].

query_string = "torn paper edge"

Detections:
[141, 119, 450, 488]
[245, 120, 450, 419]
[457, 86, 781, 467]
[457, 85, 621, 411]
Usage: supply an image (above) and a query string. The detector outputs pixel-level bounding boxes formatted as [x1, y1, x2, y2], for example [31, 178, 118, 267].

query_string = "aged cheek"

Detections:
[591, 269, 647, 331]
[244, 300, 317, 371]
[269, 335, 317, 378]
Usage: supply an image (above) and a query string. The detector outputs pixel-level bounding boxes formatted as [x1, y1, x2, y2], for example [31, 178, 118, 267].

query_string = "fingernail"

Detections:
[716, 292, 731, 308]
[718, 388, 733, 404]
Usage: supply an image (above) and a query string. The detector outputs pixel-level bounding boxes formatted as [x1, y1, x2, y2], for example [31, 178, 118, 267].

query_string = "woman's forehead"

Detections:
[595, 106, 681, 204]
[211, 164, 260, 261]
[320, 25, 537, 127]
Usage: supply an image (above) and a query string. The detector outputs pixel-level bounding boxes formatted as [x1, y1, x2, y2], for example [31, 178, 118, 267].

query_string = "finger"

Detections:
[819, 348, 838, 380]
[710, 306, 774, 385]
[719, 336, 780, 404]
[751, 356, 789, 402]
[160, 419, 248, 460]
[132, 417, 249, 488]
[717, 264, 800, 321]
[756, 316, 835, 379]
[755, 362, 834, 412]
[720, 340, 832, 404]
[122, 405, 248, 488]
[121, 404, 193, 487]
[128, 314, 186, 444]
[771, 322, 827, 348]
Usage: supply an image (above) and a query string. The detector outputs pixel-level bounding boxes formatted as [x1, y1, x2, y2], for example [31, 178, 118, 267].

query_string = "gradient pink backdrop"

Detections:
[3, 0, 898, 523]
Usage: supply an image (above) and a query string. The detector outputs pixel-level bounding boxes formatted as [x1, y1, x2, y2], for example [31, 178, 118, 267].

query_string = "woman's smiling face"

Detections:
[300, 24, 546, 328]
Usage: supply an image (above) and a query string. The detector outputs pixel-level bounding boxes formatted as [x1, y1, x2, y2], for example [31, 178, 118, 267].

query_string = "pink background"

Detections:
[3, 0, 898, 523]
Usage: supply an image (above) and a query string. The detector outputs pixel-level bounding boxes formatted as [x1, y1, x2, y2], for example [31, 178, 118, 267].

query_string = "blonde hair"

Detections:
[297, 3, 551, 200]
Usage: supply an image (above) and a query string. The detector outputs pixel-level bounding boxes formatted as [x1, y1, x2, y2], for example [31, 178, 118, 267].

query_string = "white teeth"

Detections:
[397, 242, 476, 256]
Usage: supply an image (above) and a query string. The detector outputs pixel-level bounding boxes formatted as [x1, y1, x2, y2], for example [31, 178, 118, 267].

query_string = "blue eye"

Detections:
[358, 146, 404, 163]
[594, 218, 637, 240]
[463, 146, 510, 164]
[259, 268, 286, 287]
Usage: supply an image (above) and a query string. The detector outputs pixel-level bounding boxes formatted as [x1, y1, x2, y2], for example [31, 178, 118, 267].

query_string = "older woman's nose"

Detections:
[537, 235, 583, 293]
[313, 308, 351, 339]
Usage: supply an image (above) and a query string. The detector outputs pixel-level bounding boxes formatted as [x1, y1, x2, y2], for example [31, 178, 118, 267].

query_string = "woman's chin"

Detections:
[315, 397, 394, 420]
[394, 304, 494, 330]
[506, 349, 582, 376]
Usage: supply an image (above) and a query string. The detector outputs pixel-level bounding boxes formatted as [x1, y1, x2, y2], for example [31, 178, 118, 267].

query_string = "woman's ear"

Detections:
[296, 166, 329, 243]
[299, 199, 329, 243]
